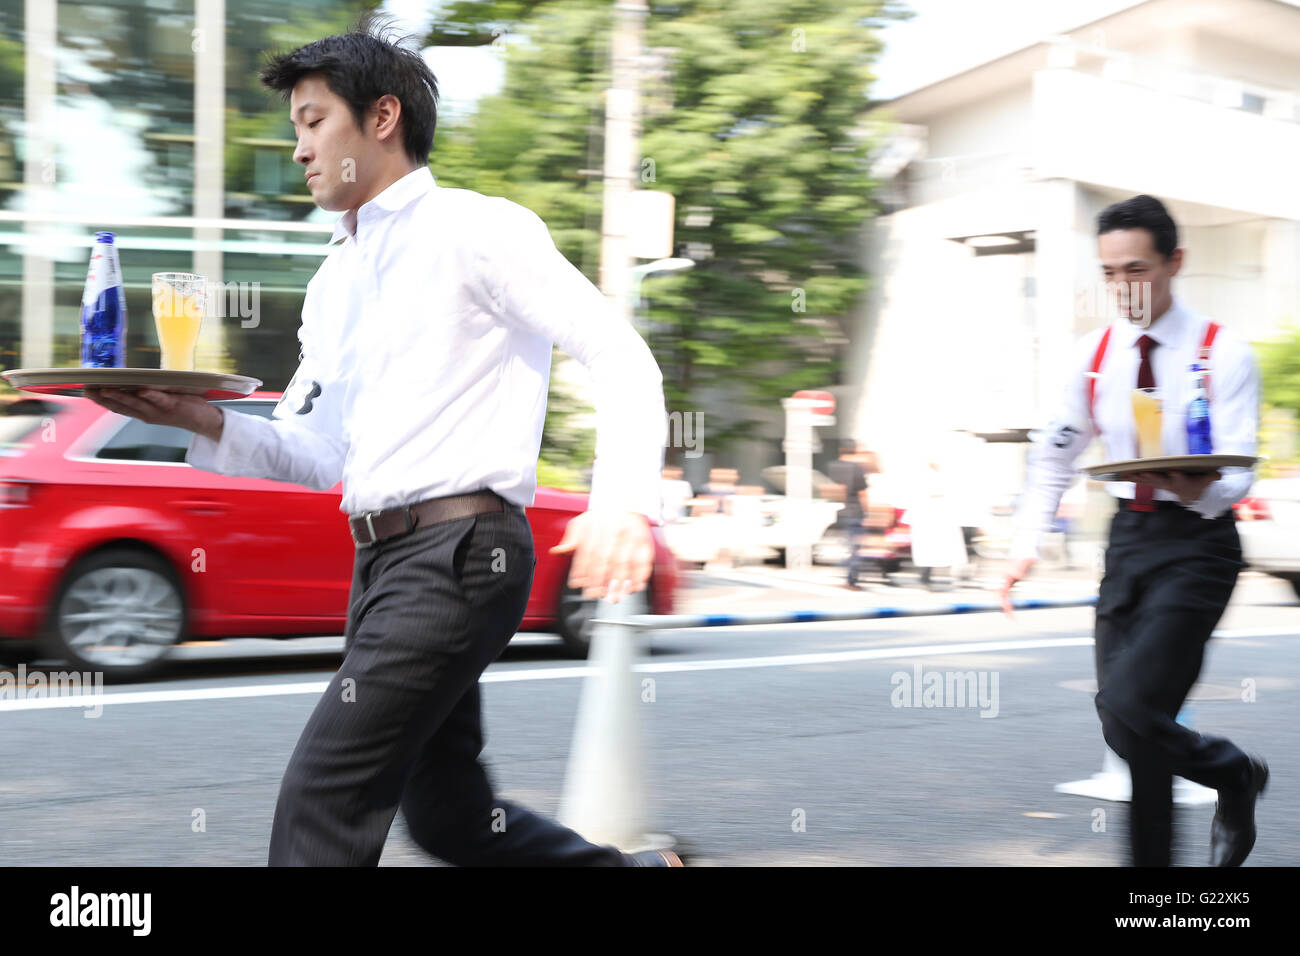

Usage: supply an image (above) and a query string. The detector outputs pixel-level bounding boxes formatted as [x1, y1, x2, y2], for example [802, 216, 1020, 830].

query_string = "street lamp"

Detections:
[628, 257, 694, 338]
[629, 257, 694, 308]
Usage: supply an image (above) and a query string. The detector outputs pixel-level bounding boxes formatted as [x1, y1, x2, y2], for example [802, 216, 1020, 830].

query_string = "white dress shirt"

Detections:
[1009, 298, 1258, 561]
[187, 167, 667, 523]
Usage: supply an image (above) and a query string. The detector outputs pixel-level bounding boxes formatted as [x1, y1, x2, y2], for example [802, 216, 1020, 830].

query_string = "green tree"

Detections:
[428, 0, 906, 465]
[1258, 327, 1300, 417]
[223, 1, 384, 215]
[1257, 328, 1300, 475]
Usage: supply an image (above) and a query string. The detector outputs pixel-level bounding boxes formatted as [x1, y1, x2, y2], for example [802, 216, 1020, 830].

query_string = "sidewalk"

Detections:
[675, 553, 1103, 615]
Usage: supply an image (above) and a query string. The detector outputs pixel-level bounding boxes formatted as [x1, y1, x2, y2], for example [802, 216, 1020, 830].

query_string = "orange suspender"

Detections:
[1086, 321, 1220, 431]
[1198, 322, 1220, 402]
[1086, 327, 1112, 423]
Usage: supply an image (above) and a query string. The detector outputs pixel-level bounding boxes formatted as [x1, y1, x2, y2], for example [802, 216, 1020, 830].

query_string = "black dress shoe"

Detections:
[1210, 754, 1269, 867]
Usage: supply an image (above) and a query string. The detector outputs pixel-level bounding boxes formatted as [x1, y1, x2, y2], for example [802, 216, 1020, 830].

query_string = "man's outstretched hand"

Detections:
[550, 510, 655, 604]
[999, 557, 1036, 619]
[83, 387, 224, 442]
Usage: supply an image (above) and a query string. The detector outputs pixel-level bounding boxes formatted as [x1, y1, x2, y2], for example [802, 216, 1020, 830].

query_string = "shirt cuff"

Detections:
[185, 407, 253, 475]
[1183, 485, 1226, 519]
[1007, 528, 1040, 562]
[586, 477, 664, 527]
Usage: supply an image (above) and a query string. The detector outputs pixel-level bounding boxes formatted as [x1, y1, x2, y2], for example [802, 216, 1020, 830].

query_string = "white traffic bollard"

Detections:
[1054, 707, 1216, 805]
[557, 589, 667, 851]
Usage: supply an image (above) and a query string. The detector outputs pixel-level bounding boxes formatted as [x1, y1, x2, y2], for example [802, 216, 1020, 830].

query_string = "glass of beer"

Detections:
[151, 272, 206, 371]
[1131, 387, 1162, 459]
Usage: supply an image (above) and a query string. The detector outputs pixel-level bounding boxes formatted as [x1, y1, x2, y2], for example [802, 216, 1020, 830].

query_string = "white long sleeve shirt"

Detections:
[187, 167, 667, 523]
[1009, 298, 1258, 561]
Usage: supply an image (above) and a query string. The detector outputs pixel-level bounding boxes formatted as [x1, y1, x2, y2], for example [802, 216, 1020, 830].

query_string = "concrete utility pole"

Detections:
[20, 0, 56, 369]
[194, 0, 227, 369]
[598, 0, 647, 326]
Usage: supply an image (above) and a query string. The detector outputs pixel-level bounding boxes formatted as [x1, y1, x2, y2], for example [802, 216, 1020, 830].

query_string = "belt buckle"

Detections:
[352, 506, 415, 549]
[352, 511, 380, 549]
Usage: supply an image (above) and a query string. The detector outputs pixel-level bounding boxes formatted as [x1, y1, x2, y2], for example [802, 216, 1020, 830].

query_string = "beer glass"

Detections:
[151, 273, 206, 371]
[1131, 387, 1162, 459]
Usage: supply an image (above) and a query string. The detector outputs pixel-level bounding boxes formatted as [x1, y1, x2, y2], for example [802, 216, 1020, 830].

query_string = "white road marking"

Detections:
[504, 634, 562, 646]
[0, 626, 1290, 715]
[1213, 626, 1300, 638]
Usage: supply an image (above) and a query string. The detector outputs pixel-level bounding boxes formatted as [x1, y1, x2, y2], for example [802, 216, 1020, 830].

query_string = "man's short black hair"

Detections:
[1097, 194, 1178, 260]
[259, 15, 439, 165]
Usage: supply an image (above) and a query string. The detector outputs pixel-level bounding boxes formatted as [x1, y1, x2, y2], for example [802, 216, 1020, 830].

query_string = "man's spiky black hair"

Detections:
[1098, 194, 1179, 260]
[260, 14, 439, 165]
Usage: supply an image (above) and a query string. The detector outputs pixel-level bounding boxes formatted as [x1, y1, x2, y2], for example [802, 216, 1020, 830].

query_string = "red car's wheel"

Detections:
[555, 583, 597, 658]
[554, 577, 655, 658]
[45, 548, 186, 682]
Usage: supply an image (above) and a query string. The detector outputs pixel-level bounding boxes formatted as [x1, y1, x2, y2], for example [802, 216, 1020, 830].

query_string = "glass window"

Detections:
[92, 400, 276, 462]
[0, 399, 66, 455]
[1, 0, 375, 385]
[94, 418, 193, 463]
[213, 400, 276, 420]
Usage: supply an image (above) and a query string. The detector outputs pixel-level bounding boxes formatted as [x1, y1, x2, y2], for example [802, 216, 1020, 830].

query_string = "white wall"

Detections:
[1032, 68, 1300, 220]
[853, 189, 1039, 486]
[1177, 219, 1270, 340]
[909, 85, 1035, 208]
[1189, 29, 1300, 92]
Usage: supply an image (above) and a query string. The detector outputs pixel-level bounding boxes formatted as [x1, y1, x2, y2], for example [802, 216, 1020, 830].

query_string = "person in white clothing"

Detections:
[659, 465, 695, 523]
[907, 460, 968, 589]
[86, 22, 680, 867]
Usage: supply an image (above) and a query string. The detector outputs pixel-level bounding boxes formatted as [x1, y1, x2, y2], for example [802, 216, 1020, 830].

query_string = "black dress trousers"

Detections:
[267, 499, 632, 866]
[1093, 502, 1253, 867]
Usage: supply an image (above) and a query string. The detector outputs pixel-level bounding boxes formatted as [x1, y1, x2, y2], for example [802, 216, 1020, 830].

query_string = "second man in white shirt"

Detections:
[1000, 194, 1268, 868]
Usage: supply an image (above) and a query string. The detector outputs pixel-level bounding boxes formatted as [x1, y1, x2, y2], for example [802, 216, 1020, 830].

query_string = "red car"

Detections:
[0, 393, 677, 681]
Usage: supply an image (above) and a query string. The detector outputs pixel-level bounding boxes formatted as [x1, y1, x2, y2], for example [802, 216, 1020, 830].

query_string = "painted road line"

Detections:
[0, 625, 1291, 715]
[0, 637, 1089, 713]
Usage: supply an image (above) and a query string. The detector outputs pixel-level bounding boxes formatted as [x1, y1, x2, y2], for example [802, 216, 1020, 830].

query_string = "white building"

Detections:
[852, 0, 1300, 513]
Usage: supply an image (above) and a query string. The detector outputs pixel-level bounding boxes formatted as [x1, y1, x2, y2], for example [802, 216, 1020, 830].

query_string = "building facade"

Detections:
[854, 0, 1300, 512]
[0, 0, 372, 390]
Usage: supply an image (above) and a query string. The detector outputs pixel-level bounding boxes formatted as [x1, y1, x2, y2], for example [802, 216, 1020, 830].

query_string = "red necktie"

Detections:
[1133, 334, 1156, 512]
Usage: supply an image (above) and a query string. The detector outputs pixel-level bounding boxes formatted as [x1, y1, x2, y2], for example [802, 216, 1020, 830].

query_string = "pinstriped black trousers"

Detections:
[267, 498, 632, 866]
[1094, 503, 1253, 867]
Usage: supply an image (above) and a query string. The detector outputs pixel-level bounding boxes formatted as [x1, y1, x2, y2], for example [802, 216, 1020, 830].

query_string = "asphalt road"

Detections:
[0, 567, 1295, 867]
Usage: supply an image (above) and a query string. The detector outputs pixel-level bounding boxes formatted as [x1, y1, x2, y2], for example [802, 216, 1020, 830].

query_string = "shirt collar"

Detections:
[1118, 296, 1191, 350]
[329, 167, 436, 245]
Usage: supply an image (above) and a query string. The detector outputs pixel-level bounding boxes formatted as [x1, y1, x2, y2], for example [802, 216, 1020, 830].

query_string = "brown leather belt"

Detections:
[349, 489, 505, 548]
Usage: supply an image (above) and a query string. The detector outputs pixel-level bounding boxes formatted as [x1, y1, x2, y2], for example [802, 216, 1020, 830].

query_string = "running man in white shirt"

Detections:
[87, 23, 680, 867]
[999, 195, 1268, 867]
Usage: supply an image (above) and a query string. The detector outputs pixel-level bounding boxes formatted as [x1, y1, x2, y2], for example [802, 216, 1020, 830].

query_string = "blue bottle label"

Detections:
[1186, 364, 1212, 454]
[79, 237, 127, 368]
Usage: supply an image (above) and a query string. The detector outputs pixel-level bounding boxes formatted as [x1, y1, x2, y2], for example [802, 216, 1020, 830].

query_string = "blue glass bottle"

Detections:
[79, 232, 127, 368]
[1186, 363, 1212, 455]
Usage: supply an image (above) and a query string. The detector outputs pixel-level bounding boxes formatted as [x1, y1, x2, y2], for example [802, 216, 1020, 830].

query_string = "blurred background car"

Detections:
[1234, 477, 1300, 600]
[0, 393, 678, 680]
